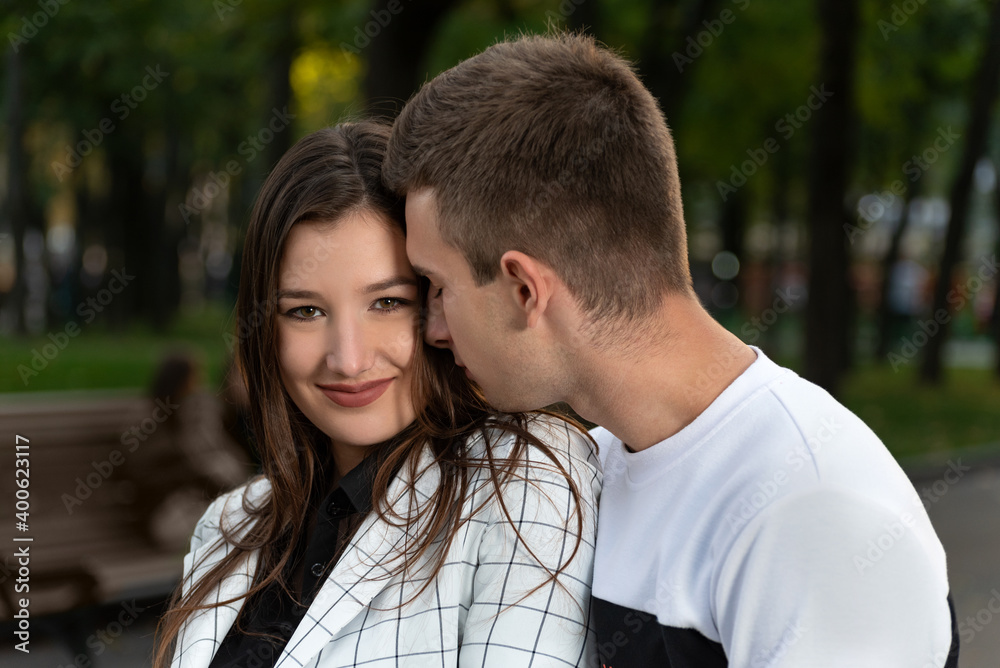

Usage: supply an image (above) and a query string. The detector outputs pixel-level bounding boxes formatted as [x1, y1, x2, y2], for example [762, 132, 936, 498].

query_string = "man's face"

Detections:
[404, 189, 528, 409]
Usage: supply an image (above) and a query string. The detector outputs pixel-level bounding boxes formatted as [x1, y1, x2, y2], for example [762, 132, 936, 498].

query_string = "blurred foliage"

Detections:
[842, 365, 1000, 459]
[1, 0, 991, 219]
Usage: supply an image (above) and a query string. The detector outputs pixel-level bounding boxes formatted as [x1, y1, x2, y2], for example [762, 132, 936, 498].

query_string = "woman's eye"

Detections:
[373, 297, 410, 312]
[287, 306, 321, 319]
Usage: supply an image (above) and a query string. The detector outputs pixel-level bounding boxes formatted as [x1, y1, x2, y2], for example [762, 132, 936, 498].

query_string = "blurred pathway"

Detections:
[920, 456, 1000, 667]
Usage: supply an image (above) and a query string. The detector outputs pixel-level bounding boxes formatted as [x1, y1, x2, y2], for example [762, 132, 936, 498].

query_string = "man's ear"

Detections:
[498, 250, 552, 328]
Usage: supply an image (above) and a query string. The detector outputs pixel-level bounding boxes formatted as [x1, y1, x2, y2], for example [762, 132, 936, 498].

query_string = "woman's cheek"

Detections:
[277, 324, 319, 383]
[389, 326, 418, 367]
[275, 326, 295, 378]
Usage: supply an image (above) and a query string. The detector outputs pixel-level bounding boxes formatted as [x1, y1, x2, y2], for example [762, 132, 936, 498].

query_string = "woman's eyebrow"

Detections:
[277, 289, 322, 300]
[363, 276, 419, 293]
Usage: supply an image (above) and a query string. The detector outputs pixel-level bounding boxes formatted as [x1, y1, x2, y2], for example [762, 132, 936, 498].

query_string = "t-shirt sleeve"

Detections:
[713, 487, 954, 667]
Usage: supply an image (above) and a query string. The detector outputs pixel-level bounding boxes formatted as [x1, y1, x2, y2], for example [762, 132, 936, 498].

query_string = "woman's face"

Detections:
[276, 211, 419, 467]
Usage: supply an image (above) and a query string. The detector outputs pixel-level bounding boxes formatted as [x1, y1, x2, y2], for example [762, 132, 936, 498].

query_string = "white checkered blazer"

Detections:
[171, 415, 602, 667]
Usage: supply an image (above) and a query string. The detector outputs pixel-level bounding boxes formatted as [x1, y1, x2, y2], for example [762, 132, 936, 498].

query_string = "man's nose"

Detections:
[424, 294, 451, 349]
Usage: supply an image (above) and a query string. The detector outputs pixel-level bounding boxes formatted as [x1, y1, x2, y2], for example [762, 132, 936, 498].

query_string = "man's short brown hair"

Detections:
[384, 32, 691, 323]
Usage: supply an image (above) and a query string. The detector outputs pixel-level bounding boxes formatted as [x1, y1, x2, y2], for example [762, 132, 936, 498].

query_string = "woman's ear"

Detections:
[499, 250, 552, 329]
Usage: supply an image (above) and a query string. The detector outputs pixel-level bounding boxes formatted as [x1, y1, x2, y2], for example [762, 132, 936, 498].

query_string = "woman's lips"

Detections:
[319, 378, 393, 408]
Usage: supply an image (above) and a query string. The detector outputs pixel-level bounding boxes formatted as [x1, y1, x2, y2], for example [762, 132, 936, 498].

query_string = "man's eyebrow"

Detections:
[277, 289, 321, 300]
[409, 265, 433, 278]
[363, 276, 419, 293]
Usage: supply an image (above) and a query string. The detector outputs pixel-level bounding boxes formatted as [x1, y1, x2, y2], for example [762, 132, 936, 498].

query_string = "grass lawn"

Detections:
[0, 302, 236, 394]
[2, 302, 998, 461]
[840, 364, 1000, 461]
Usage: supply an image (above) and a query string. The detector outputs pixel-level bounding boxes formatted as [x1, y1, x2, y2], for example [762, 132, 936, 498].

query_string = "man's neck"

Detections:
[567, 294, 756, 452]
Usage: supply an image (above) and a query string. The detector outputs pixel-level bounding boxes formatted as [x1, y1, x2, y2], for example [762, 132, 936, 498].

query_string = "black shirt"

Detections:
[208, 454, 381, 668]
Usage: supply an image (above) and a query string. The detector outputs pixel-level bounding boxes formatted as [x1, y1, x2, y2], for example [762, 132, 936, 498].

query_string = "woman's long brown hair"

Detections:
[152, 122, 588, 666]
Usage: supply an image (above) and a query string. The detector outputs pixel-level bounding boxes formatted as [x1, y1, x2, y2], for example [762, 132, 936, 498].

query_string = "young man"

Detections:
[383, 33, 958, 667]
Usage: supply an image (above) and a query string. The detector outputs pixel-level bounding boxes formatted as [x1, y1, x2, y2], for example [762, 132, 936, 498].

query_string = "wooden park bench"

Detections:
[0, 391, 193, 628]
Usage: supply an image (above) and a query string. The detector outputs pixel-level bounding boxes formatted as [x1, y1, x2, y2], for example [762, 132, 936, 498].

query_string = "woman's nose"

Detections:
[326, 318, 374, 377]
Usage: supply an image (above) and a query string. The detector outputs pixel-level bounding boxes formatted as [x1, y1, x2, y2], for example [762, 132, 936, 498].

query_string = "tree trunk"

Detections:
[363, 0, 461, 118]
[873, 92, 932, 362]
[4, 47, 28, 334]
[105, 134, 147, 331]
[264, 9, 296, 176]
[720, 186, 747, 263]
[920, 0, 1000, 384]
[803, 0, 859, 396]
[875, 182, 921, 360]
[994, 271, 1000, 379]
[992, 158, 1000, 379]
[763, 144, 793, 350]
[146, 112, 184, 331]
[639, 0, 721, 128]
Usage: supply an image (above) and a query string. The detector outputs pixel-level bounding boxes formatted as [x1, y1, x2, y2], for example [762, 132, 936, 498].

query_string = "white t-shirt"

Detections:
[590, 347, 956, 667]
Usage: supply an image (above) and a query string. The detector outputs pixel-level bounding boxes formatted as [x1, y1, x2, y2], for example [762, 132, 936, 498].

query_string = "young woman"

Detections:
[153, 122, 601, 667]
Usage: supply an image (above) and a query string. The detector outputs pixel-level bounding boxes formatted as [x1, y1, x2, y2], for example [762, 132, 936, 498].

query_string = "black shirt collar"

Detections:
[333, 448, 384, 514]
